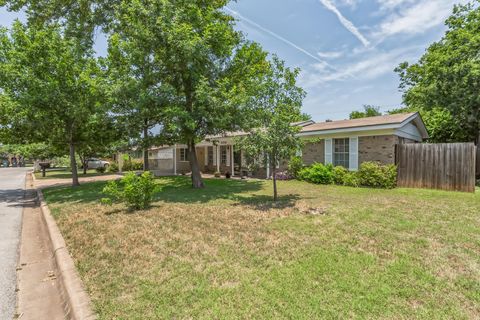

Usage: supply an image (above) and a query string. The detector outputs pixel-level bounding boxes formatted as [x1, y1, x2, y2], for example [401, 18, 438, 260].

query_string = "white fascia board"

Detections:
[297, 124, 401, 137]
[298, 128, 397, 139]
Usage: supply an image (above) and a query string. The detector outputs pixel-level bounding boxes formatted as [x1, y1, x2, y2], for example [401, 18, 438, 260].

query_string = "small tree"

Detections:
[237, 57, 305, 201]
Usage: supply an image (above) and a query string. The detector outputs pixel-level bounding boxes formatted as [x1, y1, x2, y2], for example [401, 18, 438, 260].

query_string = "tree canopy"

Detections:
[237, 57, 305, 201]
[0, 22, 108, 186]
[396, 1, 480, 144]
[349, 105, 382, 119]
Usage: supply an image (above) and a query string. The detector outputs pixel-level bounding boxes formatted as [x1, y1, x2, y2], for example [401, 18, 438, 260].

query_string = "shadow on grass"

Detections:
[43, 176, 301, 211]
[36, 169, 113, 180]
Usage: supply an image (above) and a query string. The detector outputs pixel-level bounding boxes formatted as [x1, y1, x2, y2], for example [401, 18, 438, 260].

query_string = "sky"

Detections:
[0, 0, 467, 122]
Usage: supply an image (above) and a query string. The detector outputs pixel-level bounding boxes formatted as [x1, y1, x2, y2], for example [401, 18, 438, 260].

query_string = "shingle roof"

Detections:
[301, 112, 418, 133]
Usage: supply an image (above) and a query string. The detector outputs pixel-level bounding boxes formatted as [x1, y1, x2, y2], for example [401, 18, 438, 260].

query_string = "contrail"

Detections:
[225, 7, 331, 66]
[318, 0, 370, 47]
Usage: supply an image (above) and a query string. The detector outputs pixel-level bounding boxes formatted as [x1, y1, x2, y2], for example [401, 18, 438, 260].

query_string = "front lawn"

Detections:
[34, 168, 115, 179]
[43, 177, 480, 319]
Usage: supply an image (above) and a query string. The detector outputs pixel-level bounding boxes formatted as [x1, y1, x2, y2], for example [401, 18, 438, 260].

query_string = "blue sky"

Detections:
[0, 0, 466, 121]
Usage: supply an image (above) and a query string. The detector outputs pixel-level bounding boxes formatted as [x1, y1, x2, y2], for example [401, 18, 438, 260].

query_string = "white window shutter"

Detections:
[204, 146, 208, 164]
[213, 146, 217, 165]
[349, 137, 359, 171]
[325, 139, 333, 164]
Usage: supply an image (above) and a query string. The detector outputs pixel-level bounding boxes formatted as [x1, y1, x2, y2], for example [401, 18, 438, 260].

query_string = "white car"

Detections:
[86, 158, 110, 169]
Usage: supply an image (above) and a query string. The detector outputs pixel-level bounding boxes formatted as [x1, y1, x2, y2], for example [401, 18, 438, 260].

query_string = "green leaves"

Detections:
[102, 171, 159, 210]
[396, 2, 480, 143]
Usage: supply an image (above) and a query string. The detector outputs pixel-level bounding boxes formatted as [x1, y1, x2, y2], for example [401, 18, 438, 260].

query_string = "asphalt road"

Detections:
[0, 167, 29, 320]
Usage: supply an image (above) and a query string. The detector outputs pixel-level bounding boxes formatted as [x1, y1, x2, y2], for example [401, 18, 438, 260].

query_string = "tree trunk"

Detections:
[69, 142, 80, 187]
[80, 155, 88, 175]
[272, 164, 278, 202]
[188, 140, 205, 189]
[143, 123, 150, 171]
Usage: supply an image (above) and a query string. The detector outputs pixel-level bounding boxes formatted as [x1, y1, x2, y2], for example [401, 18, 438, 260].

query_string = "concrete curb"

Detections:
[35, 174, 96, 320]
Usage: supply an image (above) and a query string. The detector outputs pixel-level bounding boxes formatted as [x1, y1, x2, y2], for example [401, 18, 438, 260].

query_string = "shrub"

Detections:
[122, 159, 143, 172]
[358, 162, 397, 189]
[96, 166, 106, 173]
[343, 172, 360, 187]
[333, 166, 348, 185]
[131, 160, 144, 171]
[109, 162, 119, 173]
[288, 156, 304, 178]
[275, 171, 293, 180]
[122, 159, 132, 172]
[298, 163, 334, 185]
[102, 172, 159, 210]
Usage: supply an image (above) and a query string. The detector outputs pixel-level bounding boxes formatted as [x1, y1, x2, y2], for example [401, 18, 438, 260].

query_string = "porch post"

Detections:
[231, 144, 235, 177]
[266, 153, 270, 179]
[173, 144, 177, 175]
[216, 145, 220, 172]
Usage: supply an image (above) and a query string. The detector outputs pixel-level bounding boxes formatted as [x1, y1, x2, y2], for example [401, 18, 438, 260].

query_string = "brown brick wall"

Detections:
[359, 135, 399, 165]
[302, 140, 325, 165]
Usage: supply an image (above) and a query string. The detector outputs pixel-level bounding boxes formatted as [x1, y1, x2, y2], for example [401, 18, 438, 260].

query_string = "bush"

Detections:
[102, 172, 159, 210]
[275, 171, 293, 180]
[131, 160, 144, 171]
[109, 162, 119, 173]
[122, 159, 144, 172]
[288, 156, 304, 178]
[333, 166, 348, 185]
[358, 162, 397, 189]
[343, 172, 360, 187]
[298, 163, 334, 185]
[297, 161, 397, 189]
[96, 166, 106, 173]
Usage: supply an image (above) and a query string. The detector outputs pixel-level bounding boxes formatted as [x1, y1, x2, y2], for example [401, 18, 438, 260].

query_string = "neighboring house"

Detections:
[120, 113, 428, 178]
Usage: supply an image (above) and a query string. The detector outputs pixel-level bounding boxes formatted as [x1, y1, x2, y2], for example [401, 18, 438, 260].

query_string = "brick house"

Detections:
[122, 112, 428, 178]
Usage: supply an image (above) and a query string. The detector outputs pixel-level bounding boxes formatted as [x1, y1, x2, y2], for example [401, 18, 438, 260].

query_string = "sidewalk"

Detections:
[15, 174, 65, 319]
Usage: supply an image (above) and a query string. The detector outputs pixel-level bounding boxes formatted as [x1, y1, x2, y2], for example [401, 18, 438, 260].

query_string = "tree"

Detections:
[396, 1, 480, 144]
[349, 105, 382, 119]
[389, 106, 468, 143]
[106, 1, 174, 172]
[0, 22, 107, 186]
[237, 57, 305, 201]
[151, 0, 270, 188]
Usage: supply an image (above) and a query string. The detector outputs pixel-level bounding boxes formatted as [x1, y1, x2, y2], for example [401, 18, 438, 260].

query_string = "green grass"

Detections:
[35, 168, 115, 179]
[42, 177, 480, 319]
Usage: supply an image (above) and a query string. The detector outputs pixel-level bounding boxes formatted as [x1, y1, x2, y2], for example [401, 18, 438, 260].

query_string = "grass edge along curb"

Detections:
[35, 174, 97, 320]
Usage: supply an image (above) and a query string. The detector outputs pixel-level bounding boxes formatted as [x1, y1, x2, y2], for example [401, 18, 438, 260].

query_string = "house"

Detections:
[122, 112, 428, 178]
[298, 112, 428, 171]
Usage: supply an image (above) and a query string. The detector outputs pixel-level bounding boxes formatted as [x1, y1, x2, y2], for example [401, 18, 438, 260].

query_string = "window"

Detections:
[208, 147, 214, 165]
[333, 138, 349, 168]
[221, 146, 227, 165]
[180, 148, 189, 162]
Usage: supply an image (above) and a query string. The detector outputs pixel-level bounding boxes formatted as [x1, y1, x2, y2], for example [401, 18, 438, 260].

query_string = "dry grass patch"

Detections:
[43, 177, 480, 319]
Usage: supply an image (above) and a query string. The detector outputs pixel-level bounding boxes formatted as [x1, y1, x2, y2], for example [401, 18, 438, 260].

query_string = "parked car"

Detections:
[86, 158, 110, 169]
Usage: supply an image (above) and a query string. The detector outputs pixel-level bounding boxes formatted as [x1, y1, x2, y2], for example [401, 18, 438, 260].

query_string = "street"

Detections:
[0, 167, 29, 320]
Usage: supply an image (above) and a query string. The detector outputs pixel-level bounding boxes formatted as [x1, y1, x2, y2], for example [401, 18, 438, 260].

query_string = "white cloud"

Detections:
[373, 0, 466, 40]
[318, 0, 370, 47]
[300, 46, 420, 88]
[317, 50, 345, 59]
[376, 0, 416, 10]
[225, 7, 333, 65]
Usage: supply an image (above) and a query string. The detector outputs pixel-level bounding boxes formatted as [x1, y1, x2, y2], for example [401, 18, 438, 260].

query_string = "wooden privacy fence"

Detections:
[396, 143, 477, 192]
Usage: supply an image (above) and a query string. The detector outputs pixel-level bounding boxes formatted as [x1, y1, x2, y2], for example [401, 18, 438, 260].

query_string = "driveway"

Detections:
[0, 167, 30, 320]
